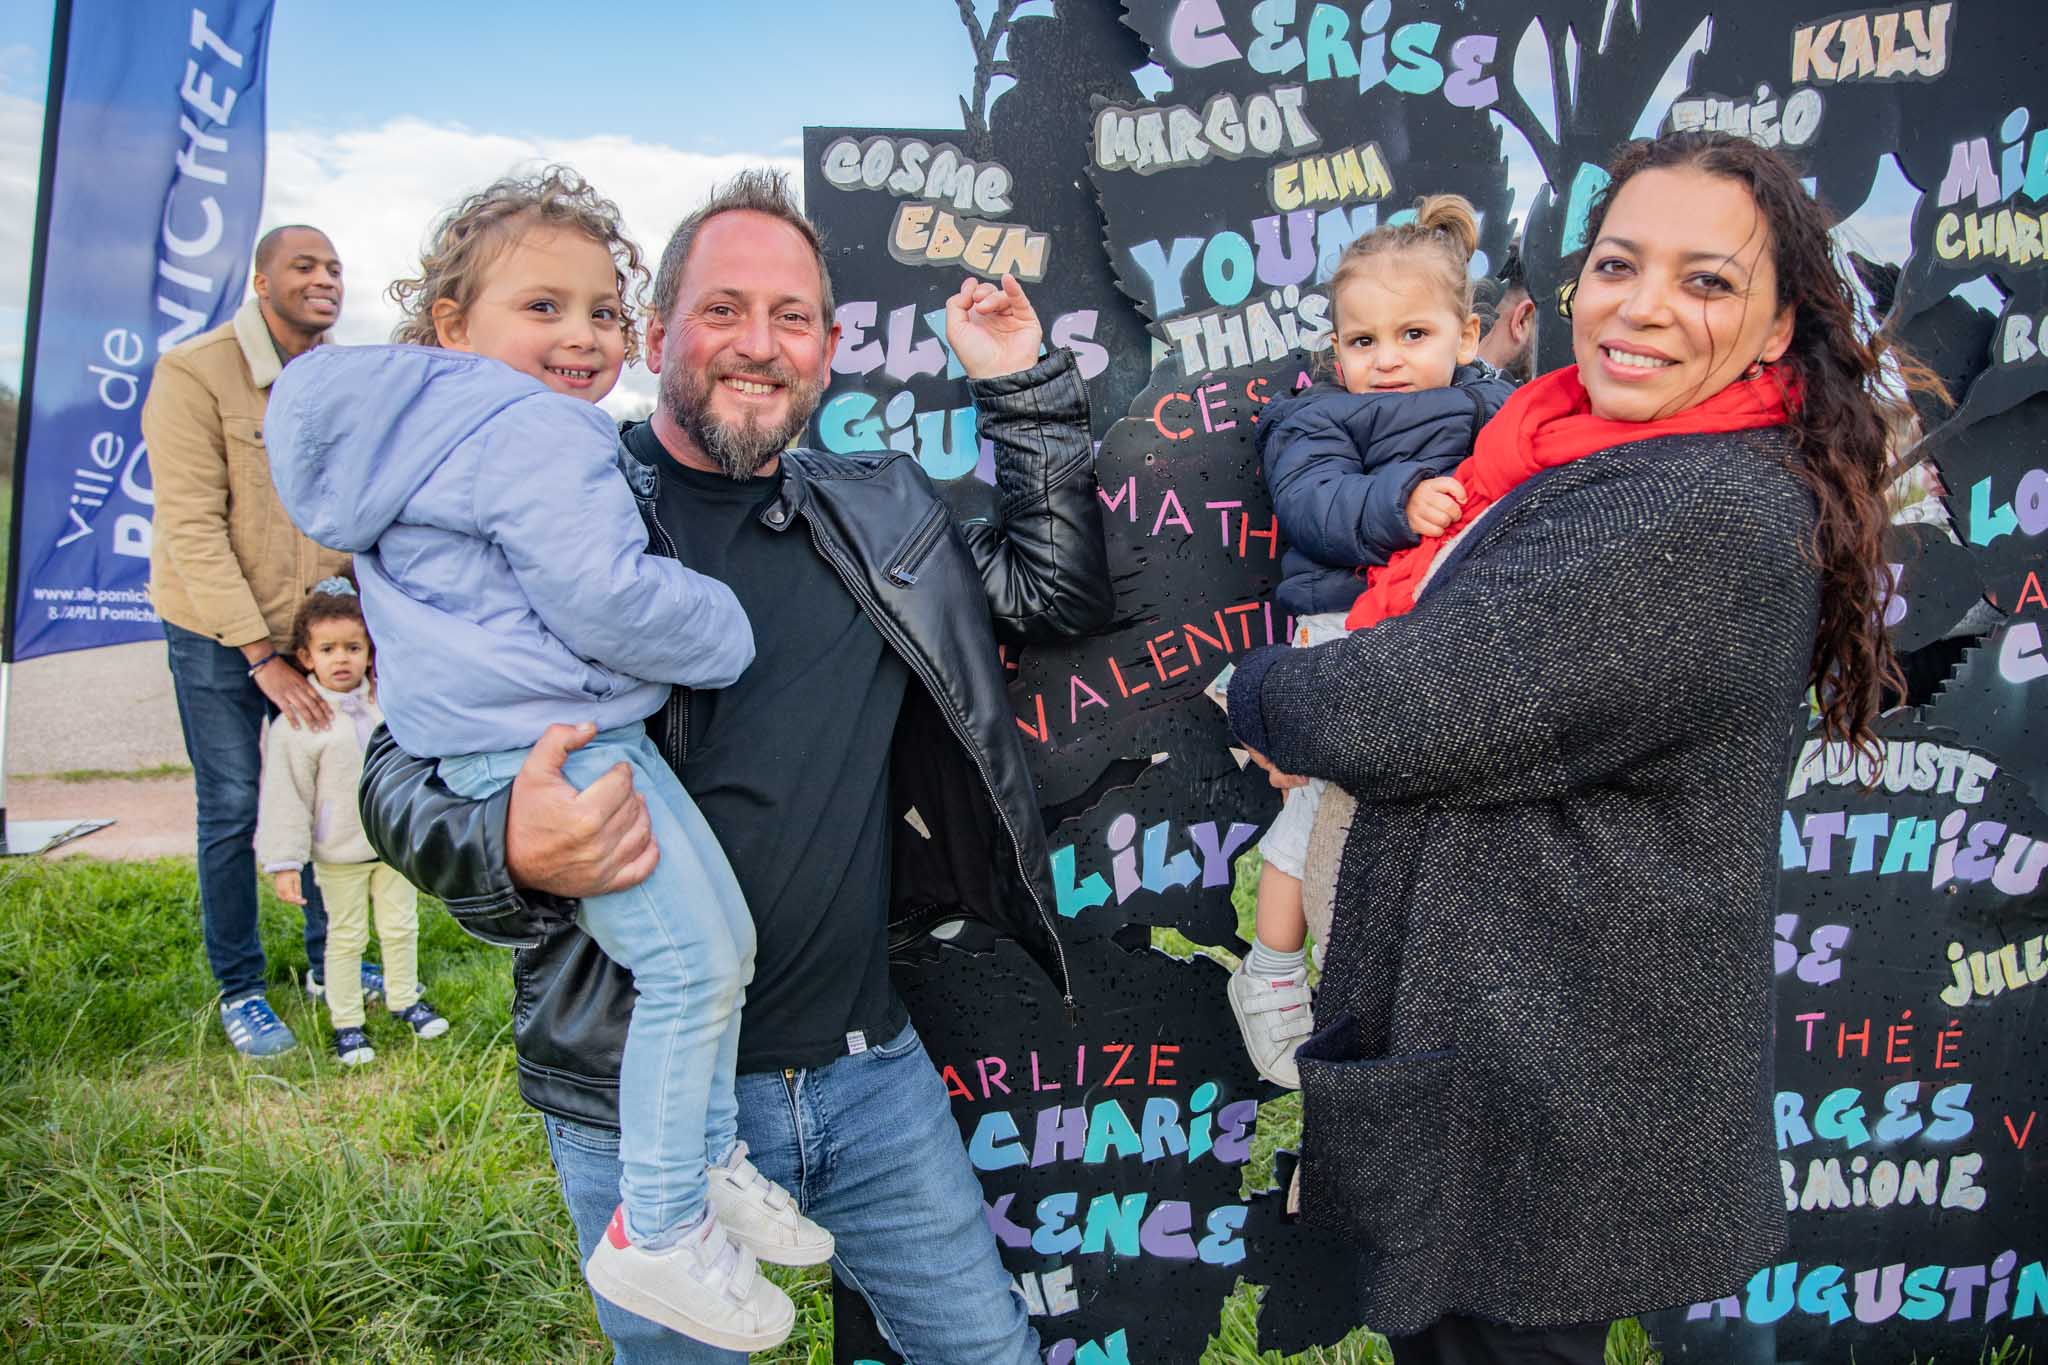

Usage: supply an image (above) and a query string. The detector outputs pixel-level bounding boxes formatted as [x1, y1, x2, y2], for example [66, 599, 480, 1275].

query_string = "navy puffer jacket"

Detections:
[1261, 361, 1515, 617]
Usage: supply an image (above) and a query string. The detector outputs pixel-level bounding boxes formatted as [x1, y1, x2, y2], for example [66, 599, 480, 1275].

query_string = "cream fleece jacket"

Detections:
[255, 678, 382, 869]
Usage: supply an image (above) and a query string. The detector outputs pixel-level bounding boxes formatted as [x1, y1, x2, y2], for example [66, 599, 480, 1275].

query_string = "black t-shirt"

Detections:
[623, 421, 911, 1072]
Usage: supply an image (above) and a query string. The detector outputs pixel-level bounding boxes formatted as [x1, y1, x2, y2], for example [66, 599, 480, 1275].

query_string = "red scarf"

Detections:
[1343, 364, 1796, 630]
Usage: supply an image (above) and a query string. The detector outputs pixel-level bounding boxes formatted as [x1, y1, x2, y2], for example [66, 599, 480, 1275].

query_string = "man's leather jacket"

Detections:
[357, 349, 1112, 1128]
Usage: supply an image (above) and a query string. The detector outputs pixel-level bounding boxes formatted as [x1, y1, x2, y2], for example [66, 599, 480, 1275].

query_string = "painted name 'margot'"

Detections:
[1094, 86, 1320, 175]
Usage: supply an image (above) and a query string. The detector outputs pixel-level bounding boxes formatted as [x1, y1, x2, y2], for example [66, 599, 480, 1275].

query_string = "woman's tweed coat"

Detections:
[1228, 426, 1818, 1334]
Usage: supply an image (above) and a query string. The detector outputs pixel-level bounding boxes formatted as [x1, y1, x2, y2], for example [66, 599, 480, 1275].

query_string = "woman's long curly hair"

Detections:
[389, 165, 649, 363]
[1579, 132, 1943, 764]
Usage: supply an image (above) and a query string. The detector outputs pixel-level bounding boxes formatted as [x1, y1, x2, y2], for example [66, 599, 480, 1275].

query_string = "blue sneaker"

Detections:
[304, 963, 385, 1006]
[220, 995, 297, 1058]
[332, 1026, 375, 1066]
[390, 999, 449, 1040]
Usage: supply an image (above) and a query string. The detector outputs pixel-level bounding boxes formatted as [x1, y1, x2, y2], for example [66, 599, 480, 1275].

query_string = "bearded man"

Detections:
[1474, 243, 1537, 382]
[356, 169, 1111, 1362]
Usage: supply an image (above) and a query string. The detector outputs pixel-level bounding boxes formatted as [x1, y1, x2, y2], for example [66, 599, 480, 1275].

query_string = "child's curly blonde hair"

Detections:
[389, 165, 650, 363]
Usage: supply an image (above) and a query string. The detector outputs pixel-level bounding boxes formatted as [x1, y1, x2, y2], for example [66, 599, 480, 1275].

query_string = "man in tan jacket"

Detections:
[143, 224, 359, 1057]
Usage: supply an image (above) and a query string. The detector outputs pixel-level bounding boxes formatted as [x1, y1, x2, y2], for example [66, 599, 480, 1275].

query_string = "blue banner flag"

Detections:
[6, 0, 275, 661]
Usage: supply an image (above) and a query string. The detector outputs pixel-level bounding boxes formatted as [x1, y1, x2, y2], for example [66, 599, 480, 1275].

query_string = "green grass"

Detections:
[0, 858, 638, 1364]
[1910, 1343, 2038, 1365]
[0, 854, 2022, 1363]
[31, 762, 194, 784]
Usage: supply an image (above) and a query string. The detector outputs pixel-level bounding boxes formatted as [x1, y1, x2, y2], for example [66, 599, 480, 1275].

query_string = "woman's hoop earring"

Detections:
[1556, 281, 1577, 319]
[1742, 359, 1766, 381]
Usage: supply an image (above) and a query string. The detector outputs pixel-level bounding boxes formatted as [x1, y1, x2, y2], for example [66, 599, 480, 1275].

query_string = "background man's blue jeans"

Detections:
[544, 1021, 1037, 1364]
[164, 621, 326, 1001]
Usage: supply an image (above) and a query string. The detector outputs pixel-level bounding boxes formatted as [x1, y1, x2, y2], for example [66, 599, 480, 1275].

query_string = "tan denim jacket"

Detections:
[143, 297, 350, 652]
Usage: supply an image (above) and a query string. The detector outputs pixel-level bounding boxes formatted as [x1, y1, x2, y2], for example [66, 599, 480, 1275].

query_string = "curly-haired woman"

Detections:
[1228, 131, 1932, 1363]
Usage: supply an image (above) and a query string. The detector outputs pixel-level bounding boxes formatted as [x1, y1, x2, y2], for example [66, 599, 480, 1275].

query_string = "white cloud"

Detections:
[0, 104, 796, 411]
[0, 91, 46, 390]
[263, 117, 799, 414]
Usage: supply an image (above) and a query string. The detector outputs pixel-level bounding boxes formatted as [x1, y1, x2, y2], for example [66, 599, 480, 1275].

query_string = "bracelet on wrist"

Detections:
[245, 651, 279, 677]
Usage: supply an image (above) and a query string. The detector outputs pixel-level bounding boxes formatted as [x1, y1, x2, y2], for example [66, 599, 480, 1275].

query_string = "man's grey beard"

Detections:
[662, 363, 823, 480]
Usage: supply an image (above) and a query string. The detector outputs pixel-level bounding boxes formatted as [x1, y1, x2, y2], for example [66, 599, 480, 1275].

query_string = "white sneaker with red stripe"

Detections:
[584, 1205, 794, 1351]
[1227, 958, 1313, 1089]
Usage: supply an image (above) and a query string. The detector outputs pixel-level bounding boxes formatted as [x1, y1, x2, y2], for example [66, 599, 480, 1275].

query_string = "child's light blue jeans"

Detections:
[439, 726, 753, 1244]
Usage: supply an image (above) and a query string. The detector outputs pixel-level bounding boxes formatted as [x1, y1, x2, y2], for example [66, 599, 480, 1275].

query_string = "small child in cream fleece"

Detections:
[255, 578, 445, 1065]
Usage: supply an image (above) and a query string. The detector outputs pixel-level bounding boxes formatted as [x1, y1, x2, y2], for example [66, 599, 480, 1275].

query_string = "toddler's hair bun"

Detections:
[1412, 194, 1480, 263]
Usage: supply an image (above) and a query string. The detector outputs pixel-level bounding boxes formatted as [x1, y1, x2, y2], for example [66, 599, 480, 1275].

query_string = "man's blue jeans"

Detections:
[164, 621, 327, 1001]
[544, 1021, 1037, 1364]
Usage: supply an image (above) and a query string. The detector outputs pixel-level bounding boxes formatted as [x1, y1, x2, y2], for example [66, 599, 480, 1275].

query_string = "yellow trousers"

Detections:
[314, 860, 420, 1028]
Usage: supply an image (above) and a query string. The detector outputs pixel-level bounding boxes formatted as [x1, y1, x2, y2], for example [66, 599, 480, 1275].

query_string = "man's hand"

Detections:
[1405, 476, 1468, 538]
[944, 273, 1042, 379]
[272, 869, 305, 906]
[251, 654, 333, 730]
[1243, 744, 1311, 791]
[505, 722, 659, 898]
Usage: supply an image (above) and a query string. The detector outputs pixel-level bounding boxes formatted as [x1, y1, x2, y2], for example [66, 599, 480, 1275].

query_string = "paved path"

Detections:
[9, 773, 195, 860]
[7, 639, 188, 775]
[4, 639, 195, 860]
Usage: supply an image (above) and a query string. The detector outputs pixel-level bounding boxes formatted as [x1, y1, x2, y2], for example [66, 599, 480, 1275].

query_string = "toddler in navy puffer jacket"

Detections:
[1229, 195, 1514, 1092]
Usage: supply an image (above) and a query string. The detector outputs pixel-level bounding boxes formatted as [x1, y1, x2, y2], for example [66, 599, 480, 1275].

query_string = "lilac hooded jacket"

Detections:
[267, 345, 753, 757]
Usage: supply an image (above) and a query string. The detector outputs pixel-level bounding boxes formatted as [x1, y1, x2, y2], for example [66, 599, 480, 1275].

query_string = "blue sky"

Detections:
[0, 0, 998, 401]
[0, 0, 1943, 403]
[272, 2, 990, 150]
[1, 1, 984, 147]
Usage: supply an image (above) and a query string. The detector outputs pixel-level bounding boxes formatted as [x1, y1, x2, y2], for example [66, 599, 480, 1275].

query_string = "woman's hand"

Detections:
[944, 273, 1042, 379]
[1405, 476, 1468, 538]
[1243, 744, 1311, 791]
[505, 722, 659, 897]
